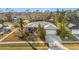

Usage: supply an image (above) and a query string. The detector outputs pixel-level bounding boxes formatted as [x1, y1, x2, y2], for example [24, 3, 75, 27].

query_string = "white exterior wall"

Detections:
[72, 29, 79, 34]
[46, 30, 57, 35]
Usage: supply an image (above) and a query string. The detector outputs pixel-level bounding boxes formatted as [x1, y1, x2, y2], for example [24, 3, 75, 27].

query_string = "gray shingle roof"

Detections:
[26, 21, 57, 30]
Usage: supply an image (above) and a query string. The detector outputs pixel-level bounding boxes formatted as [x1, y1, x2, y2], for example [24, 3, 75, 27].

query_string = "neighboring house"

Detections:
[71, 29, 79, 34]
[3, 22, 13, 30]
[48, 18, 54, 22]
[11, 16, 21, 20]
[25, 21, 57, 35]
[69, 20, 79, 34]
[0, 22, 12, 35]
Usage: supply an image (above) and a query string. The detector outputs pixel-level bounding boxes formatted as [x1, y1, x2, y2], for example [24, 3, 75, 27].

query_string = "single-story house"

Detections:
[11, 16, 21, 20]
[25, 21, 57, 35]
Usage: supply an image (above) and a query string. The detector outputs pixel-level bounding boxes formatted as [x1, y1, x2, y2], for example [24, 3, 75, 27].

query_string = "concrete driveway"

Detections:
[45, 35, 68, 50]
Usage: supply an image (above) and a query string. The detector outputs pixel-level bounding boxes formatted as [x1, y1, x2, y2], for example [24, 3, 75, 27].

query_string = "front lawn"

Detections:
[0, 43, 48, 50]
[63, 43, 79, 50]
[0, 47, 48, 50]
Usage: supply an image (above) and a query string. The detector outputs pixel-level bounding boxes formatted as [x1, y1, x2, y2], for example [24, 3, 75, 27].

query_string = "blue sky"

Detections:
[0, 8, 78, 12]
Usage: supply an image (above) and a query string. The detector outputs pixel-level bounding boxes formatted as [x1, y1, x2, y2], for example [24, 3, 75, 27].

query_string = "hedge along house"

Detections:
[25, 21, 58, 35]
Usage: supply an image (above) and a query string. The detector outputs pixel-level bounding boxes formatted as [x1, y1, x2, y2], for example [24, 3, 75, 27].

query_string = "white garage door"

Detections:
[72, 30, 79, 34]
[46, 30, 56, 35]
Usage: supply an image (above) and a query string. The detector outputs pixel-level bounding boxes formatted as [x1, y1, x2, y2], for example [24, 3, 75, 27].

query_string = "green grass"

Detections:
[0, 43, 30, 47]
[0, 43, 47, 47]
[0, 47, 48, 50]
[63, 44, 79, 50]
[2, 30, 22, 42]
[0, 47, 33, 50]
[0, 43, 48, 50]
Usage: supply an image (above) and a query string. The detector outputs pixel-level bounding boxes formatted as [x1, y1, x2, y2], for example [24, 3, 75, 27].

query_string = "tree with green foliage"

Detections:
[36, 24, 46, 40]
[57, 8, 60, 15]
[55, 9, 69, 38]
[63, 15, 68, 27]
[59, 25, 66, 38]
[18, 18, 24, 31]
[55, 8, 60, 25]
[5, 12, 12, 22]
[61, 9, 66, 16]
[46, 12, 53, 21]
[19, 27, 37, 50]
